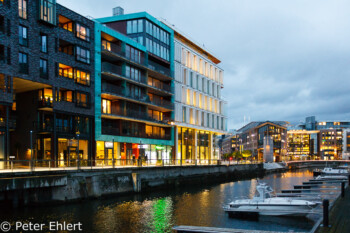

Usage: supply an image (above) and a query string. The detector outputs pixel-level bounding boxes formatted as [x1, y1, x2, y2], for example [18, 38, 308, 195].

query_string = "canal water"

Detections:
[1, 169, 326, 233]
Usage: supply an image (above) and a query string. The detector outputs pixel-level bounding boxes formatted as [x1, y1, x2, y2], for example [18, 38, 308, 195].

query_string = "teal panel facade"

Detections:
[94, 16, 175, 146]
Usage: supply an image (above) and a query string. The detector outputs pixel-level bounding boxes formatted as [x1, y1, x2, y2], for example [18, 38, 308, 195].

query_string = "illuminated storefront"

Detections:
[96, 141, 173, 166]
[287, 130, 319, 161]
[177, 127, 216, 165]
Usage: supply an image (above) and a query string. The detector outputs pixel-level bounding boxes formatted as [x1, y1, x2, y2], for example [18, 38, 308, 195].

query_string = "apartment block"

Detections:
[0, 0, 95, 167]
[92, 9, 176, 165]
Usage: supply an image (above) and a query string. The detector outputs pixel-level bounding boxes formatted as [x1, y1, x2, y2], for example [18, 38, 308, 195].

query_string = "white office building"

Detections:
[161, 20, 227, 165]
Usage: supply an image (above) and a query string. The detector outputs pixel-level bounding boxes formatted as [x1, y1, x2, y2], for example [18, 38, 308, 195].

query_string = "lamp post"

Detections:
[77, 133, 80, 170]
[30, 130, 33, 172]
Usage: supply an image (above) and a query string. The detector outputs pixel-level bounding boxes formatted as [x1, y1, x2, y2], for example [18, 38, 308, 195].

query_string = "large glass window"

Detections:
[76, 23, 90, 41]
[75, 69, 90, 86]
[19, 25, 28, 47]
[18, 0, 27, 19]
[76, 46, 90, 64]
[127, 19, 143, 34]
[39, 0, 56, 25]
[125, 65, 142, 82]
[125, 45, 142, 64]
[40, 34, 48, 53]
[40, 59, 48, 78]
[102, 99, 111, 114]
[76, 92, 89, 108]
[19, 52, 28, 74]
[58, 63, 73, 79]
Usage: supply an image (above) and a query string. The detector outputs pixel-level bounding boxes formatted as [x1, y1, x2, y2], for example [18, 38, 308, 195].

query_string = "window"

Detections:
[58, 63, 73, 79]
[76, 92, 89, 108]
[39, 0, 56, 25]
[19, 25, 28, 47]
[58, 90, 73, 102]
[76, 23, 90, 41]
[19, 52, 28, 74]
[0, 15, 4, 33]
[58, 15, 73, 32]
[125, 65, 142, 82]
[127, 19, 143, 34]
[18, 0, 27, 19]
[75, 69, 90, 86]
[102, 99, 111, 114]
[40, 59, 48, 78]
[40, 34, 48, 53]
[76, 46, 90, 64]
[102, 40, 111, 51]
[183, 107, 186, 123]
[125, 45, 142, 64]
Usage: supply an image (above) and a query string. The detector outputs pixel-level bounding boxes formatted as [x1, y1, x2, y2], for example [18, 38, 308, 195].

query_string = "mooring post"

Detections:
[341, 182, 345, 198]
[348, 175, 350, 186]
[322, 199, 329, 227]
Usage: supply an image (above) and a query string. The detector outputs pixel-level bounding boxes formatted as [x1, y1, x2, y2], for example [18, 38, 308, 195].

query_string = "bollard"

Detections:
[322, 199, 329, 227]
[341, 182, 345, 198]
[348, 175, 350, 186]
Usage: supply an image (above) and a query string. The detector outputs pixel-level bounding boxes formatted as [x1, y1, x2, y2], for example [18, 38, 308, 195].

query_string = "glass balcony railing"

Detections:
[102, 126, 171, 140]
[148, 60, 172, 77]
[103, 108, 170, 125]
[102, 62, 173, 94]
[101, 41, 146, 66]
[101, 84, 174, 110]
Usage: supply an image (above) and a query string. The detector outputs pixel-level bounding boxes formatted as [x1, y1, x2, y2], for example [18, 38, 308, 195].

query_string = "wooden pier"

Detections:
[315, 187, 350, 233]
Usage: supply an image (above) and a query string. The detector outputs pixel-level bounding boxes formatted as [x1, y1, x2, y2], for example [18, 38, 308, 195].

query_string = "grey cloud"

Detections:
[58, 0, 350, 129]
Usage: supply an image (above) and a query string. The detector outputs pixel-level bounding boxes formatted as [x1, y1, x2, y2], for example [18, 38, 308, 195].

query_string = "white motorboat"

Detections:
[314, 167, 349, 176]
[315, 175, 348, 180]
[223, 183, 318, 217]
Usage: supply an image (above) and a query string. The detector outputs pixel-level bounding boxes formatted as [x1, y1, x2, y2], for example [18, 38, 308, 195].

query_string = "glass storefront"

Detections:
[57, 138, 88, 167]
[178, 127, 214, 165]
[96, 141, 174, 166]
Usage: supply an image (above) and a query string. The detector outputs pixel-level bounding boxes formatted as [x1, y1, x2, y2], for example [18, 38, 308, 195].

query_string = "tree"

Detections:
[242, 150, 252, 159]
[233, 151, 242, 160]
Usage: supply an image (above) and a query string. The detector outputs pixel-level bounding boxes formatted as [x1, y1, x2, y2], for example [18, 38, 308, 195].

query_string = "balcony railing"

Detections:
[37, 122, 54, 132]
[101, 42, 145, 66]
[102, 62, 148, 85]
[101, 84, 173, 109]
[102, 127, 171, 140]
[103, 108, 170, 125]
[148, 60, 172, 77]
[148, 80, 173, 93]
[38, 97, 53, 108]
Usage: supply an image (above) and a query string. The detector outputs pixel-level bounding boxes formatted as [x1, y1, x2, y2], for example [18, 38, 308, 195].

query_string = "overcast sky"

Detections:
[58, 0, 350, 130]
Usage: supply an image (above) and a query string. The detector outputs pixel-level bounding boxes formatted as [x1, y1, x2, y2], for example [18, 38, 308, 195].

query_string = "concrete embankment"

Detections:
[0, 164, 263, 207]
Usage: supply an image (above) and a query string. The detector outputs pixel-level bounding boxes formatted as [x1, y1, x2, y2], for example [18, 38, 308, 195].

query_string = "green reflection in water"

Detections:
[148, 197, 174, 233]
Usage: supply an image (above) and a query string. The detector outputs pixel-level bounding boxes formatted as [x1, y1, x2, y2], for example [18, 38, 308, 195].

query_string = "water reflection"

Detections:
[1, 169, 320, 233]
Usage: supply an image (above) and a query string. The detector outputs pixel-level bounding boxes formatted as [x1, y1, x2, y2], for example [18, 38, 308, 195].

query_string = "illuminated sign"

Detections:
[155, 146, 165, 150]
[105, 142, 114, 149]
[138, 145, 148, 149]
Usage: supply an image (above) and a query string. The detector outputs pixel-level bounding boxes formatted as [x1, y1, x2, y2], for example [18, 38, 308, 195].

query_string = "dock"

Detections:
[315, 187, 350, 233]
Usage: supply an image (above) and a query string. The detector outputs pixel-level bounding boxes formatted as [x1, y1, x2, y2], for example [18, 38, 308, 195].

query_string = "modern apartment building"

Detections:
[92, 9, 175, 165]
[0, 0, 95, 167]
[238, 121, 288, 162]
[159, 20, 227, 165]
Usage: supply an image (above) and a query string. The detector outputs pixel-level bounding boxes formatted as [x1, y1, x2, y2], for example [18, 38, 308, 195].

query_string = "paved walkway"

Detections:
[316, 186, 350, 233]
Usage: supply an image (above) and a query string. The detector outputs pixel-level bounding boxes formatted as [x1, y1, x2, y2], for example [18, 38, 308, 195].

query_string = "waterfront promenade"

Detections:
[316, 186, 350, 233]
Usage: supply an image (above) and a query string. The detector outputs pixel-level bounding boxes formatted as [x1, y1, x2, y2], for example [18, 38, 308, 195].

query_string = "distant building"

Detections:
[342, 129, 350, 160]
[221, 134, 239, 155]
[287, 130, 319, 160]
[237, 121, 288, 162]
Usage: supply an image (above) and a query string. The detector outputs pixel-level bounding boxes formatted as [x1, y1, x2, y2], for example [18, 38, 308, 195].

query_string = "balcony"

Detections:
[102, 126, 171, 140]
[102, 62, 172, 94]
[37, 122, 54, 133]
[0, 116, 16, 129]
[148, 60, 172, 78]
[102, 62, 147, 85]
[101, 41, 145, 66]
[103, 108, 170, 125]
[38, 96, 53, 108]
[101, 84, 174, 110]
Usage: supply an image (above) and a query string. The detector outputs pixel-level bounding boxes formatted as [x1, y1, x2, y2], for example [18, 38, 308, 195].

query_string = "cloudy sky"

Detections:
[58, 0, 350, 130]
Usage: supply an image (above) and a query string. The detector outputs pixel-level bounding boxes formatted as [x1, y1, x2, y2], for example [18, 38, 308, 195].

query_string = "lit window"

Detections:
[76, 23, 90, 41]
[75, 69, 90, 86]
[18, 0, 27, 19]
[59, 63, 73, 79]
[39, 0, 56, 25]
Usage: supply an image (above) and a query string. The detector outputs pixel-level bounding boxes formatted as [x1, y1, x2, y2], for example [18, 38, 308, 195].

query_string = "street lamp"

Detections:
[30, 130, 33, 172]
[76, 133, 80, 170]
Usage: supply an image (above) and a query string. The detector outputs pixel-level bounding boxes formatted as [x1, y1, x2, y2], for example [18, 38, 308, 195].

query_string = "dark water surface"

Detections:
[1, 169, 322, 233]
